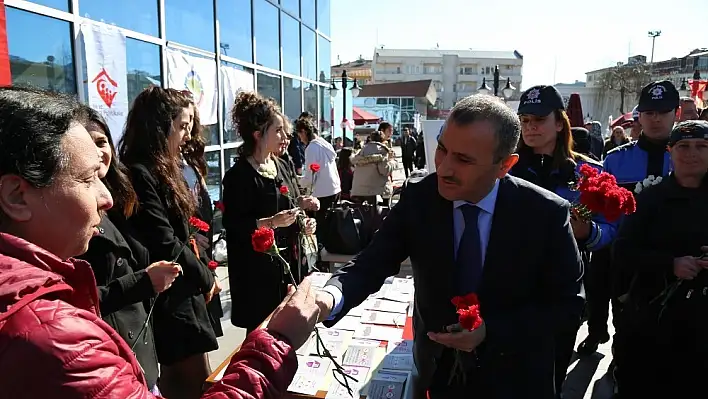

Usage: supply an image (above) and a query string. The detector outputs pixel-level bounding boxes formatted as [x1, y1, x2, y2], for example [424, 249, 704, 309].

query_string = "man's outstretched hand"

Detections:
[267, 277, 321, 349]
[427, 322, 487, 352]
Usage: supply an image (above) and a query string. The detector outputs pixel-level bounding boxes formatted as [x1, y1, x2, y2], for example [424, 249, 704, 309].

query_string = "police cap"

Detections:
[637, 80, 680, 113]
[669, 120, 708, 146]
[517, 85, 565, 117]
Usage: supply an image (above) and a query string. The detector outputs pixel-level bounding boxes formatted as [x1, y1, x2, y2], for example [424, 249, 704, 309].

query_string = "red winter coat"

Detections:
[0, 232, 297, 398]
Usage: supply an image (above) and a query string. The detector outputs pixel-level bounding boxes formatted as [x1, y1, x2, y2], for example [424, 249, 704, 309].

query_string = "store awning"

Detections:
[353, 106, 381, 125]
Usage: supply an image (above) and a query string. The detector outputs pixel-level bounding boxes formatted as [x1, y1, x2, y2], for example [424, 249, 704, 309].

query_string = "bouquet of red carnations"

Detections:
[571, 164, 636, 222]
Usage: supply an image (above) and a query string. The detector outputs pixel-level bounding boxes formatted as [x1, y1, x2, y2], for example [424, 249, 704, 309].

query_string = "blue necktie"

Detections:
[456, 204, 483, 295]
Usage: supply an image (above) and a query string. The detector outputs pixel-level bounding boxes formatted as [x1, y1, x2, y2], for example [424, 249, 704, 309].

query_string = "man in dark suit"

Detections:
[314, 95, 584, 399]
[401, 127, 417, 178]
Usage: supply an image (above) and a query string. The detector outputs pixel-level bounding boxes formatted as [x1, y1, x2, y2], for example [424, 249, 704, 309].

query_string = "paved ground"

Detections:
[207, 147, 616, 398]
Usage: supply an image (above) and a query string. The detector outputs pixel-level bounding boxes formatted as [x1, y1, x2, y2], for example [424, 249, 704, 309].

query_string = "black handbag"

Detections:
[321, 199, 365, 255]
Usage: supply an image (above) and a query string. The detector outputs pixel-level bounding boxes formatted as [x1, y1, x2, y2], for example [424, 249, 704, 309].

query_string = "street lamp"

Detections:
[329, 70, 362, 139]
[477, 65, 515, 99]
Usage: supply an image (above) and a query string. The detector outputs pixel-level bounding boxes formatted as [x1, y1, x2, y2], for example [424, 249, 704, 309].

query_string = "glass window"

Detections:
[204, 151, 222, 200]
[126, 39, 161, 105]
[317, 36, 331, 82]
[302, 26, 316, 81]
[281, 12, 300, 76]
[201, 124, 219, 147]
[6, 8, 76, 94]
[224, 147, 240, 170]
[218, 0, 253, 62]
[29, 0, 68, 11]
[221, 62, 254, 144]
[79, 0, 159, 36]
[257, 71, 281, 105]
[304, 83, 317, 121]
[253, 0, 279, 70]
[283, 78, 302, 121]
[301, 0, 315, 28]
[281, 0, 299, 16]
[316, 0, 329, 35]
[318, 85, 331, 136]
[165, 0, 215, 51]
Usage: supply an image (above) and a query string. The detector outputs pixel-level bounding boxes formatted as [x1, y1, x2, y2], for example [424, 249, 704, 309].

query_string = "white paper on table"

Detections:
[391, 277, 414, 291]
[342, 340, 380, 368]
[361, 299, 409, 314]
[307, 329, 353, 358]
[387, 339, 413, 355]
[324, 366, 370, 399]
[381, 354, 415, 371]
[407, 300, 414, 317]
[310, 272, 333, 288]
[360, 310, 406, 327]
[353, 324, 404, 342]
[214, 365, 227, 381]
[287, 356, 332, 395]
[347, 304, 366, 317]
[368, 284, 390, 299]
[382, 289, 413, 303]
[329, 315, 362, 331]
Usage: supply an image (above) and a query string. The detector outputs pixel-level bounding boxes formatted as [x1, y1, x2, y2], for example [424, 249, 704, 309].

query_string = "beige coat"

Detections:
[351, 141, 397, 197]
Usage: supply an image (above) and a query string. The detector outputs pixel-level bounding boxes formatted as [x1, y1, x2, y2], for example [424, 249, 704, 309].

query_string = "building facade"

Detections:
[331, 57, 372, 85]
[371, 48, 524, 109]
[2, 0, 333, 201]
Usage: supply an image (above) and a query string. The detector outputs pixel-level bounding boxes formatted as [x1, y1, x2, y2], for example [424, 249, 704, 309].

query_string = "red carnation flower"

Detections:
[458, 305, 483, 330]
[279, 185, 289, 195]
[451, 293, 479, 310]
[188, 217, 210, 233]
[251, 226, 276, 253]
[309, 163, 321, 173]
[213, 200, 225, 213]
[207, 260, 219, 270]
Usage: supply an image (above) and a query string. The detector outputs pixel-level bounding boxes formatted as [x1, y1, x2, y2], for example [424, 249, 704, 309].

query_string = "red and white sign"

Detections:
[81, 22, 128, 145]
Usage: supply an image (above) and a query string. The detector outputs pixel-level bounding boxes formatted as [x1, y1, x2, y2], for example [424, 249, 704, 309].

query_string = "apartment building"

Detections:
[331, 57, 373, 85]
[372, 48, 524, 109]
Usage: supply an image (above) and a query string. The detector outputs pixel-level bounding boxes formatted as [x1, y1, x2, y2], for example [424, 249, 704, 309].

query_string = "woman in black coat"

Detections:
[222, 92, 319, 333]
[77, 108, 180, 393]
[119, 87, 218, 399]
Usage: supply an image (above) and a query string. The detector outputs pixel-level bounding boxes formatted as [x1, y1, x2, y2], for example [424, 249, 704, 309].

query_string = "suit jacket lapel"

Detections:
[481, 176, 517, 295]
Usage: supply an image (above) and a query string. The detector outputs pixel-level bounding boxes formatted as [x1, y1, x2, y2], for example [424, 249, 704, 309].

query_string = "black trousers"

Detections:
[402, 157, 414, 178]
[554, 323, 580, 397]
[427, 349, 482, 398]
[585, 247, 616, 337]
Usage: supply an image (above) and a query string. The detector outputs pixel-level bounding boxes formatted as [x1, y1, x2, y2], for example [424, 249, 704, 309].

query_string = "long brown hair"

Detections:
[82, 106, 138, 218]
[118, 86, 195, 219]
[182, 103, 208, 178]
[518, 109, 591, 169]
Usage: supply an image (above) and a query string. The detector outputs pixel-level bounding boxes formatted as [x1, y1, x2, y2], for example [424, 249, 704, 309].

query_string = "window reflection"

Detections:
[301, 26, 316, 81]
[281, 0, 299, 16]
[224, 147, 239, 170]
[319, 85, 332, 136]
[28, 0, 67, 11]
[221, 62, 254, 144]
[6, 7, 76, 94]
[317, 36, 331, 81]
[253, 0, 279, 70]
[316, 0, 329, 35]
[126, 38, 161, 105]
[165, 0, 215, 51]
[257, 71, 281, 106]
[218, 0, 252, 62]
[201, 124, 219, 147]
[281, 12, 300, 76]
[301, 0, 315, 28]
[304, 83, 318, 122]
[283, 77, 302, 121]
[79, 0, 159, 36]
[204, 151, 222, 200]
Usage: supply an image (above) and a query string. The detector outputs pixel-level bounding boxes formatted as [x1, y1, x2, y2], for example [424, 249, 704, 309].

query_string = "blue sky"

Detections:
[330, 0, 706, 89]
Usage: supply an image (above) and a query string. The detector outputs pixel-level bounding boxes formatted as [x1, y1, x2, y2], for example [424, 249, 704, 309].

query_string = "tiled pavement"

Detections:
[208, 147, 616, 398]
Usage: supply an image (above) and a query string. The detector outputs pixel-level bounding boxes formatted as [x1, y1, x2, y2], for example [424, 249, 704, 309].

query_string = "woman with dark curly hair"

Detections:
[119, 86, 218, 399]
[222, 91, 319, 333]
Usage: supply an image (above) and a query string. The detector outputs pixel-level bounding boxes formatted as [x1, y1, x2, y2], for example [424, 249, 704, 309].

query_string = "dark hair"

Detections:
[82, 106, 138, 218]
[378, 122, 392, 132]
[118, 86, 195, 219]
[182, 103, 208, 178]
[446, 95, 520, 163]
[231, 91, 284, 157]
[369, 131, 385, 143]
[295, 117, 318, 142]
[0, 86, 89, 189]
[299, 111, 314, 120]
[337, 147, 354, 170]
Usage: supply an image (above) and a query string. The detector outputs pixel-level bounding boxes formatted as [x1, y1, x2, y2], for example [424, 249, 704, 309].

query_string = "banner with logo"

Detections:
[166, 48, 218, 125]
[81, 22, 129, 145]
[221, 65, 254, 130]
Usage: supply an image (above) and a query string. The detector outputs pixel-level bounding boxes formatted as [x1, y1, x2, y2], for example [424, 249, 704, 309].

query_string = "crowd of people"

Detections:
[0, 75, 707, 399]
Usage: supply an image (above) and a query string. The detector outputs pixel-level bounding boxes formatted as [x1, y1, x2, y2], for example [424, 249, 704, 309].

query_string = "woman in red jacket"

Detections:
[0, 87, 319, 397]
